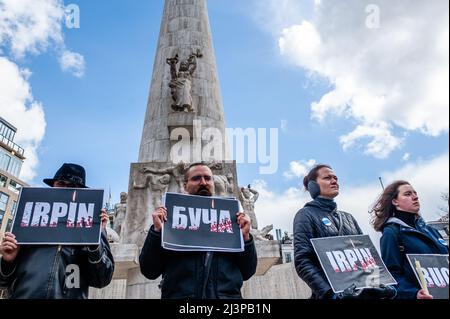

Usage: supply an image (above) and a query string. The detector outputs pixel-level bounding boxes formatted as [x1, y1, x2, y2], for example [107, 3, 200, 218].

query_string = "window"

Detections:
[0, 121, 15, 142]
[0, 173, 6, 187]
[10, 200, 17, 218]
[8, 179, 21, 194]
[0, 149, 22, 178]
[0, 192, 9, 215]
[0, 191, 8, 226]
[5, 217, 13, 233]
[0, 151, 10, 172]
[7, 157, 22, 177]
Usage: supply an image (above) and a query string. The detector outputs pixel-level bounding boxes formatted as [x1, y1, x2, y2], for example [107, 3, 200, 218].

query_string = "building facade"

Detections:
[0, 117, 27, 236]
[427, 214, 449, 245]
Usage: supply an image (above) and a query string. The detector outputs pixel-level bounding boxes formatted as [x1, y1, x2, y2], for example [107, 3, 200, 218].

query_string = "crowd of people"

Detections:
[0, 162, 447, 299]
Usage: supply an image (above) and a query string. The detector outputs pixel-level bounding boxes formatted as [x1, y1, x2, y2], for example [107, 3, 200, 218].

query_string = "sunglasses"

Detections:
[53, 180, 80, 188]
[189, 175, 213, 182]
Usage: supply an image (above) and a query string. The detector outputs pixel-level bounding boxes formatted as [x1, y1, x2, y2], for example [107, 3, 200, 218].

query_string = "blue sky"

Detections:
[1, 0, 448, 241]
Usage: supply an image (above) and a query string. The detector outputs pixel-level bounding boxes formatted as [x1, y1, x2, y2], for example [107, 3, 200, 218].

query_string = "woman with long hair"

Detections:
[371, 180, 448, 299]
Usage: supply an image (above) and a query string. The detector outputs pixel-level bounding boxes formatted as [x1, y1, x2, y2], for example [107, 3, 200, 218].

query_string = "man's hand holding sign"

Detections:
[0, 232, 19, 263]
[152, 206, 168, 232]
[237, 212, 251, 242]
[153, 206, 251, 243]
[161, 193, 246, 252]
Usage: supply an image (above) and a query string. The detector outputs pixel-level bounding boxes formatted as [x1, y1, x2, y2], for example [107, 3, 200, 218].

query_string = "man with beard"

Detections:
[139, 163, 257, 299]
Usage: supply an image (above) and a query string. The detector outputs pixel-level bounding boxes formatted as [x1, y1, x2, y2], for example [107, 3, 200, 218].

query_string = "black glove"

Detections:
[357, 285, 397, 299]
[337, 284, 397, 300]
[336, 284, 359, 299]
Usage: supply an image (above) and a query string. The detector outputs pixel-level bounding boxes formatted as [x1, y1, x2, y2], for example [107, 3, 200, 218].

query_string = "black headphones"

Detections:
[307, 180, 321, 199]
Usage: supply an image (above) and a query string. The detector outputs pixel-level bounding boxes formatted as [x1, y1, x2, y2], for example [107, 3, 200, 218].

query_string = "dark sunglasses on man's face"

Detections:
[53, 180, 79, 188]
[60, 174, 84, 184]
[189, 175, 212, 182]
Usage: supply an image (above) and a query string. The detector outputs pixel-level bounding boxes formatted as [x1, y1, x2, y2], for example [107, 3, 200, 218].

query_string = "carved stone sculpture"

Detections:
[251, 224, 274, 241]
[239, 185, 259, 230]
[113, 192, 127, 236]
[135, 163, 186, 191]
[166, 50, 202, 112]
[213, 174, 234, 197]
[134, 173, 171, 208]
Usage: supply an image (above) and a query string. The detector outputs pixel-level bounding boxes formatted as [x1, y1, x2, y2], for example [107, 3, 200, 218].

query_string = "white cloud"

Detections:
[283, 159, 316, 179]
[250, 0, 311, 35]
[59, 50, 85, 78]
[279, 22, 321, 71]
[339, 122, 403, 159]
[252, 179, 311, 235]
[254, 153, 449, 251]
[0, 0, 85, 77]
[0, 0, 85, 181]
[273, 0, 449, 157]
[402, 153, 410, 162]
[0, 0, 64, 57]
[0, 57, 46, 181]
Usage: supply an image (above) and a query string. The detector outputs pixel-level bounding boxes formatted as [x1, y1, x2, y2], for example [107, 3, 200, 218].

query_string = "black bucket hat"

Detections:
[43, 163, 88, 188]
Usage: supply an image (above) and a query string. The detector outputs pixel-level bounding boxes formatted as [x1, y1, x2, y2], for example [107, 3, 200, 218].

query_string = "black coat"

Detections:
[293, 198, 363, 299]
[0, 231, 114, 299]
[381, 217, 448, 299]
[139, 226, 257, 299]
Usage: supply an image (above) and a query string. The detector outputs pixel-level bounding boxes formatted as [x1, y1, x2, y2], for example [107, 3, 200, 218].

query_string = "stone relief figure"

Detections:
[113, 192, 127, 237]
[208, 162, 223, 171]
[214, 173, 235, 197]
[239, 185, 259, 230]
[166, 50, 203, 112]
[134, 172, 171, 208]
[136, 163, 186, 192]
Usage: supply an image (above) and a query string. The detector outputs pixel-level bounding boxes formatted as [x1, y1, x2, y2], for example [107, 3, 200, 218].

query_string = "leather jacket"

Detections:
[0, 231, 114, 299]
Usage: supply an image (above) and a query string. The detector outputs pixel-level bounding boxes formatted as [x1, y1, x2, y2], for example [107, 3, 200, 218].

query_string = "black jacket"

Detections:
[381, 216, 448, 299]
[0, 231, 114, 299]
[139, 226, 257, 299]
[293, 198, 363, 299]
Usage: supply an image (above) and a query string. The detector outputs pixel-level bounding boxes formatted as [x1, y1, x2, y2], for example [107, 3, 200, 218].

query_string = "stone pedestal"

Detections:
[126, 268, 162, 299]
[242, 262, 311, 299]
[89, 243, 139, 299]
[254, 240, 283, 276]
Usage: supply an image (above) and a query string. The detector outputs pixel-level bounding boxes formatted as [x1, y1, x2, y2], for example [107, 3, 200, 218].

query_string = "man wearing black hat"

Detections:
[0, 163, 114, 299]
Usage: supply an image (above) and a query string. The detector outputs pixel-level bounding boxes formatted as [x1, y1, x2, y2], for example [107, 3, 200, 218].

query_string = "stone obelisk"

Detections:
[120, 0, 238, 298]
[138, 0, 229, 164]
